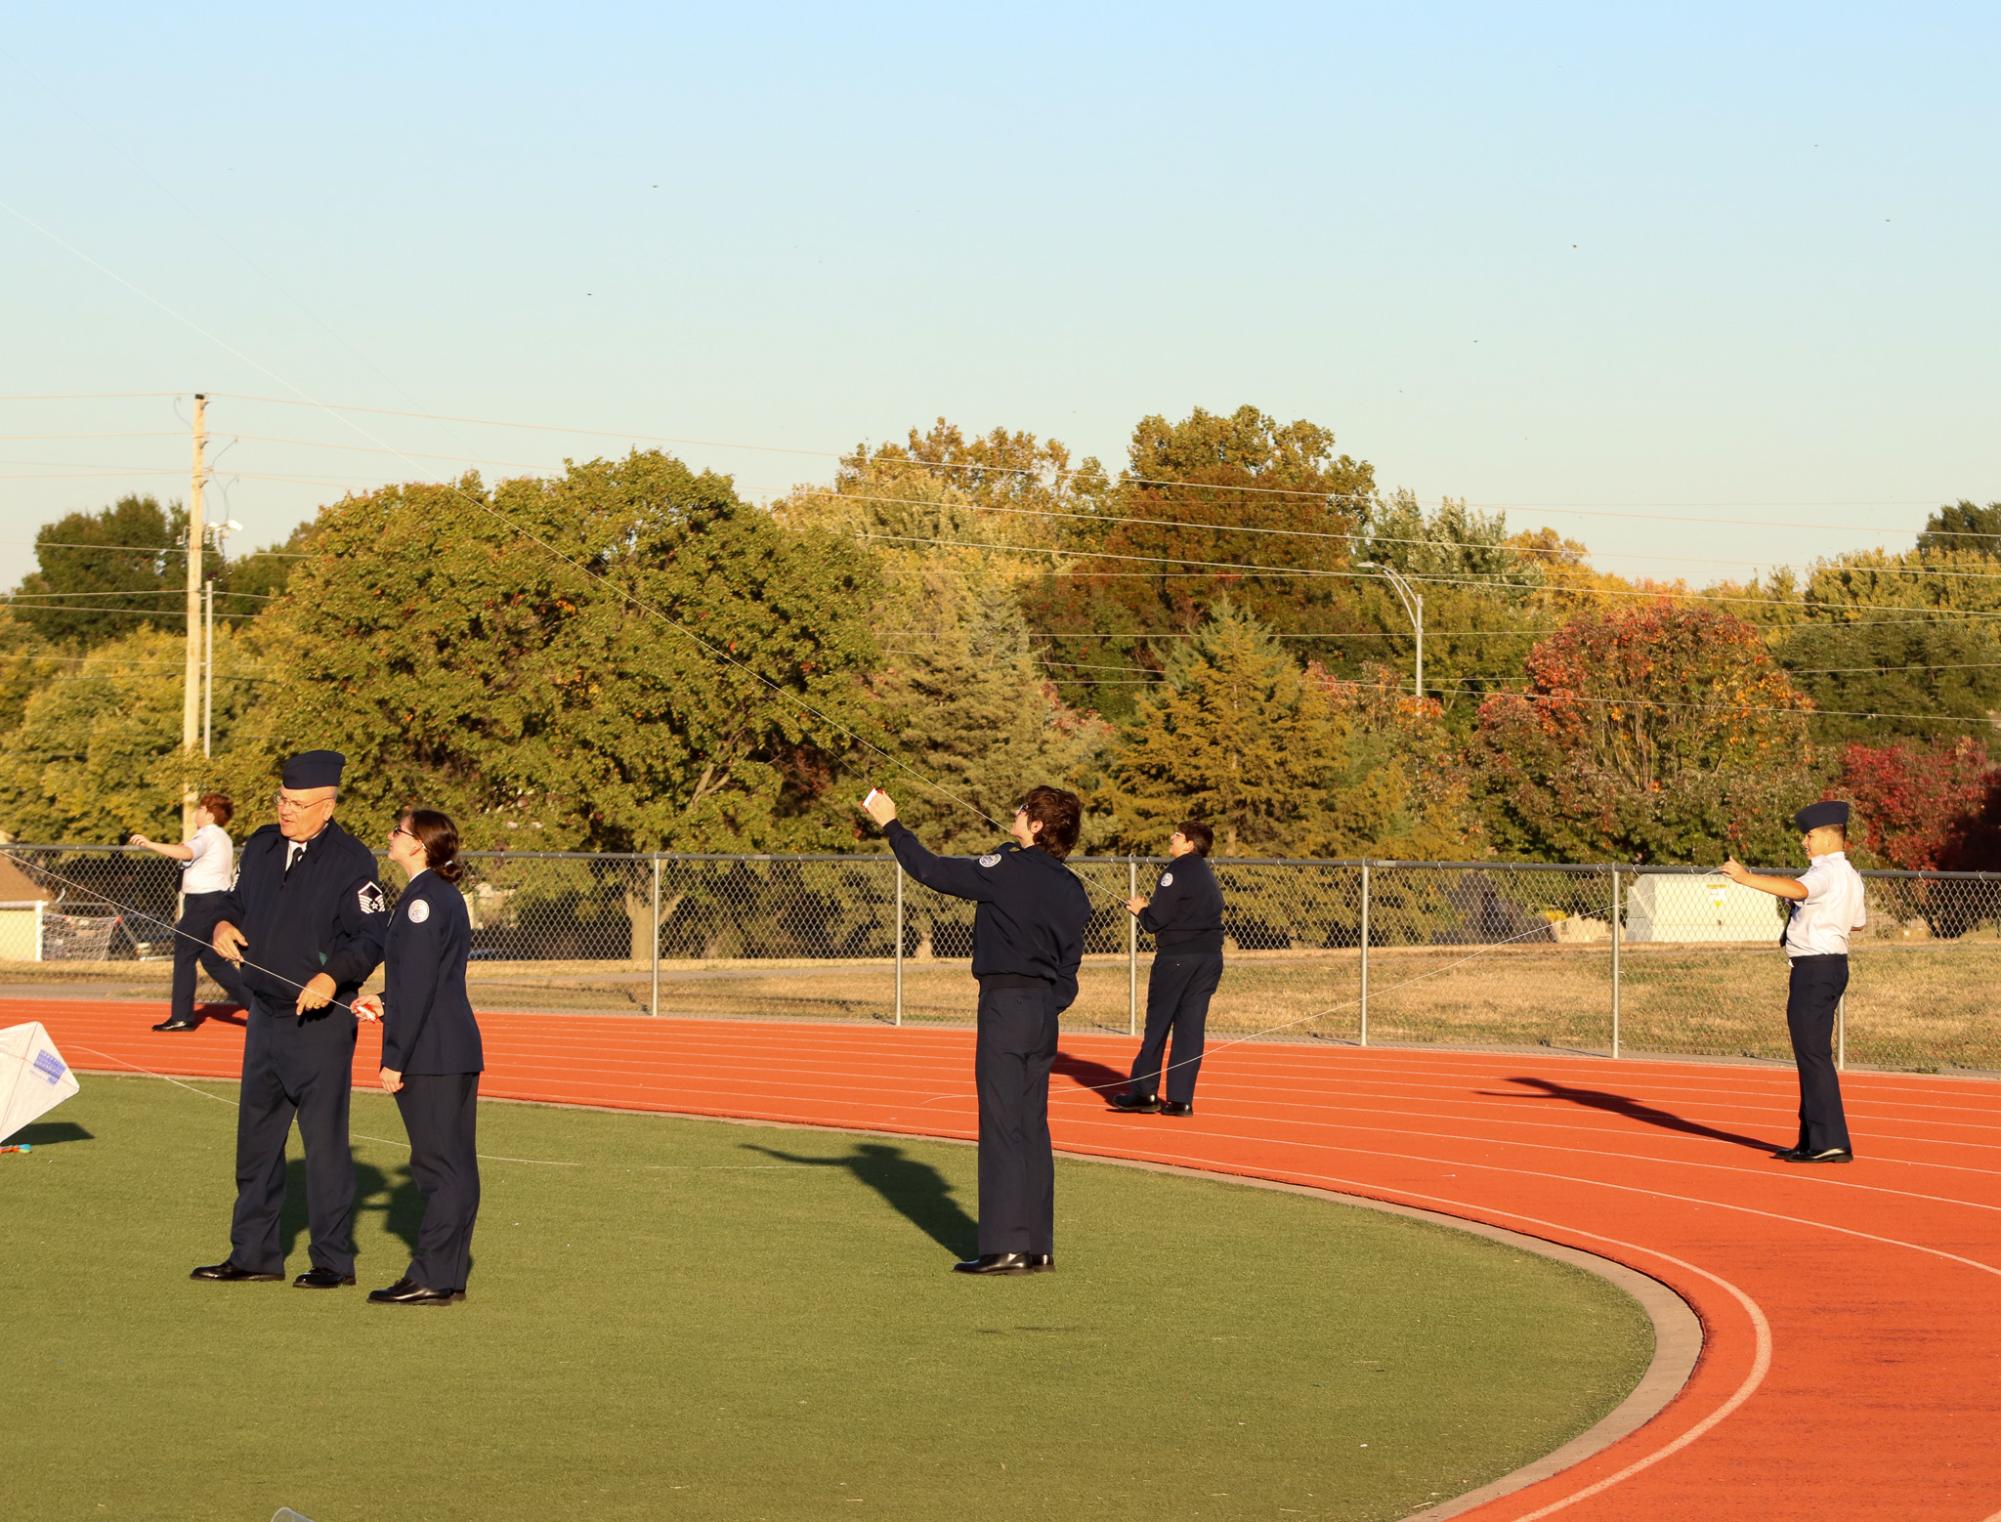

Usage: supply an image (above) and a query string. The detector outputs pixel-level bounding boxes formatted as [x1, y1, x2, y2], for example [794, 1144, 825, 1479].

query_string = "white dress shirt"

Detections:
[1784, 850, 1866, 958]
[182, 823, 235, 895]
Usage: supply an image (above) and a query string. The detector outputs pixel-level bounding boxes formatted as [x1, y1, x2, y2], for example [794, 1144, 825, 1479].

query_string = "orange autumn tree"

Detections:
[1474, 603, 1819, 864]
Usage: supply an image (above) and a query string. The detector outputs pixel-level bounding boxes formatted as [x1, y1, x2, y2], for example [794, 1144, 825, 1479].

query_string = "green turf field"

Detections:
[0, 1077, 1653, 1522]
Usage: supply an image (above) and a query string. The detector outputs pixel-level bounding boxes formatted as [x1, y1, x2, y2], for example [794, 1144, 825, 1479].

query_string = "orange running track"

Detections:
[17, 996, 2001, 1522]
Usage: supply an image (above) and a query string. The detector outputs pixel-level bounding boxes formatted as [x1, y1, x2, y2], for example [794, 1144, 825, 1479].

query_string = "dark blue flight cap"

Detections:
[280, 749, 347, 789]
[1792, 799, 1849, 834]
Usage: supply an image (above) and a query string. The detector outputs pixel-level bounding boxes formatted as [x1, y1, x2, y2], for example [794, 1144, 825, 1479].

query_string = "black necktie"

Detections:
[285, 841, 307, 877]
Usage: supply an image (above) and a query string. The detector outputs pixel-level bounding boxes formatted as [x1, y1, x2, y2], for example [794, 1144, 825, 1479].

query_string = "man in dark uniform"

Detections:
[190, 751, 389, 1288]
[1110, 818, 1225, 1117]
[861, 784, 1091, 1275]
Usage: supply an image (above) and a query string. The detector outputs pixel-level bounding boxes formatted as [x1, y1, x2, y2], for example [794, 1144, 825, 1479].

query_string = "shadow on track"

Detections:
[1483, 1075, 1778, 1152]
[1053, 1049, 1129, 1102]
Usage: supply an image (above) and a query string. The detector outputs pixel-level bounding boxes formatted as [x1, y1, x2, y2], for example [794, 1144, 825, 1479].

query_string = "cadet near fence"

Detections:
[1112, 819, 1225, 1117]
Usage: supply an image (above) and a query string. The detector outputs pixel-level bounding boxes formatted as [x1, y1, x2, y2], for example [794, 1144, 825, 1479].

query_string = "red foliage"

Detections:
[1836, 738, 2001, 871]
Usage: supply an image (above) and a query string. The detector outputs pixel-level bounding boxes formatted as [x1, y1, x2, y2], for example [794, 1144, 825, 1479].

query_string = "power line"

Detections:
[0, 602, 256, 620]
[812, 485, 2001, 582]
[856, 530, 2001, 621]
[2, 539, 317, 559]
[1, 588, 275, 601]
[0, 392, 184, 402]
[197, 390, 2001, 560]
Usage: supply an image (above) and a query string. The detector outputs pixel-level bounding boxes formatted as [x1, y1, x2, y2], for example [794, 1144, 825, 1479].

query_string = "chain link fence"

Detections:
[1, 844, 1995, 1074]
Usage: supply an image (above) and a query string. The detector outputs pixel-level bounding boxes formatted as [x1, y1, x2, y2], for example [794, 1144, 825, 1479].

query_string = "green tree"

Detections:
[1473, 604, 1819, 864]
[1917, 499, 2001, 561]
[1776, 616, 2001, 743]
[1025, 405, 1378, 720]
[0, 625, 258, 843]
[1096, 602, 1477, 859]
[12, 496, 190, 646]
[1336, 491, 1551, 718]
[248, 452, 882, 856]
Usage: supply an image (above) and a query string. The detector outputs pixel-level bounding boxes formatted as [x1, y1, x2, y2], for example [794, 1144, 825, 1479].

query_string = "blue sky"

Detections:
[4, 2, 1997, 593]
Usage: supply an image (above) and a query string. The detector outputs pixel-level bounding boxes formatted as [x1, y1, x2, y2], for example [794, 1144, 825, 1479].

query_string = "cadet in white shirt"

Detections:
[130, 792, 251, 1031]
[1722, 800, 1865, 1163]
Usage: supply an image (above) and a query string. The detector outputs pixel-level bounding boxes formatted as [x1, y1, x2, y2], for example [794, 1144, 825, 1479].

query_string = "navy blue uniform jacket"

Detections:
[1139, 854, 1225, 955]
[885, 822, 1091, 1010]
[380, 870, 484, 1076]
[218, 820, 387, 1010]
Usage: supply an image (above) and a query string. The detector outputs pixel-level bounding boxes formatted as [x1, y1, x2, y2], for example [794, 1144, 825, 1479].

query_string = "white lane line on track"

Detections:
[1055, 1138, 1778, 1522]
[1126, 1131, 2001, 1278]
[465, 1031, 2001, 1123]
[1059, 1111, 2001, 1216]
[449, 1049, 2001, 1171]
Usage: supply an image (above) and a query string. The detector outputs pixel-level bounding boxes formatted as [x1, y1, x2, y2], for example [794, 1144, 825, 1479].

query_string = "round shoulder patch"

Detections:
[1160, 872, 1174, 886]
[978, 852, 1003, 868]
[406, 898, 431, 924]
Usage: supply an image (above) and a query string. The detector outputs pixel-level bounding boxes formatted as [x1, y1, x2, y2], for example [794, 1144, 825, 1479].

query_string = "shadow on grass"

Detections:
[1053, 1049, 1129, 1102]
[741, 1141, 976, 1257]
[1488, 1076, 1777, 1152]
[8, 1120, 92, 1146]
[280, 1156, 425, 1262]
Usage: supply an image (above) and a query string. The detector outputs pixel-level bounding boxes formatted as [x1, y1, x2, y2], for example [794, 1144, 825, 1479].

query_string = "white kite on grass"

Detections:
[0, 1022, 80, 1151]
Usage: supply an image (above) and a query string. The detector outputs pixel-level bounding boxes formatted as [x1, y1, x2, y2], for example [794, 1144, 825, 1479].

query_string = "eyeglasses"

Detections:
[274, 792, 334, 813]
[389, 825, 415, 841]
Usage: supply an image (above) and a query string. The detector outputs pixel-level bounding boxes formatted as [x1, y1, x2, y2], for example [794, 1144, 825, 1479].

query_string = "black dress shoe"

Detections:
[294, 1266, 356, 1289]
[1771, 1146, 1808, 1161]
[1159, 1100, 1194, 1117]
[1108, 1091, 1160, 1113]
[952, 1252, 1032, 1275]
[368, 1280, 459, 1305]
[190, 1261, 282, 1282]
[1024, 1253, 1054, 1273]
[152, 1018, 198, 1032]
[1786, 1148, 1854, 1165]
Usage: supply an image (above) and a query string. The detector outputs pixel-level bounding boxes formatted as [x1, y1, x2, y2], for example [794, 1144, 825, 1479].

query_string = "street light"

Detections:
[202, 519, 243, 756]
[1357, 560, 1423, 698]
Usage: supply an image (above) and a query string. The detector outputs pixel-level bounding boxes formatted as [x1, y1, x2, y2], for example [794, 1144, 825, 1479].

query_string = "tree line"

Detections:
[3, 402, 1999, 872]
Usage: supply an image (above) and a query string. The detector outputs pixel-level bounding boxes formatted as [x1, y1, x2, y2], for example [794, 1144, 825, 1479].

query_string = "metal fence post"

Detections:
[893, 865, 904, 1028]
[1128, 856, 1139, 1038]
[1609, 867, 1621, 1059]
[1358, 861, 1371, 1047]
[648, 855, 662, 1018]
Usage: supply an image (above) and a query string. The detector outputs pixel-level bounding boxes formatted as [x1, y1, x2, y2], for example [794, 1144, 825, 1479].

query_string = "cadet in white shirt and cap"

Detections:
[1722, 800, 1865, 1164]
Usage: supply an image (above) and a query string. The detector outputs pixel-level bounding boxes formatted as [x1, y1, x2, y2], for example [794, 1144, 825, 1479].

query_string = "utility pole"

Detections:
[202, 579, 214, 756]
[182, 393, 206, 833]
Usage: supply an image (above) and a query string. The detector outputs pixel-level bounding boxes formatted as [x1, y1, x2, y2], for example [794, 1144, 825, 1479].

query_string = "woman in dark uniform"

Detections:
[354, 808, 483, 1306]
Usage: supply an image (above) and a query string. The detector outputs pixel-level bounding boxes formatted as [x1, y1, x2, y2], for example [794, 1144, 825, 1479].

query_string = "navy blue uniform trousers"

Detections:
[1786, 954, 1853, 1154]
[394, 1072, 481, 1292]
[1128, 951, 1223, 1104]
[973, 980, 1059, 1256]
[230, 997, 358, 1276]
[169, 890, 250, 1022]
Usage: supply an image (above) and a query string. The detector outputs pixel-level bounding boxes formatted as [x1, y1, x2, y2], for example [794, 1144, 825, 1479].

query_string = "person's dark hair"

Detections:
[198, 793, 234, 828]
[1177, 819, 1214, 856]
[402, 808, 465, 884]
[1017, 785, 1083, 859]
